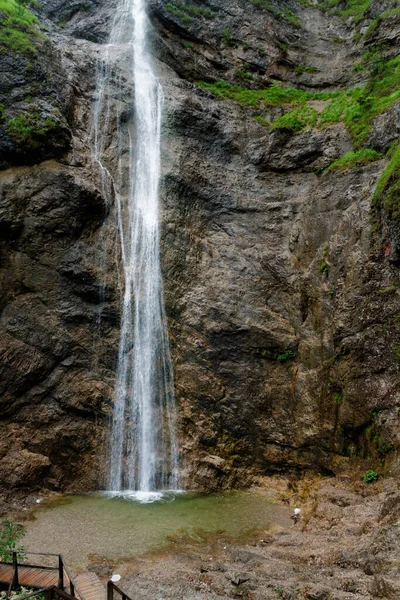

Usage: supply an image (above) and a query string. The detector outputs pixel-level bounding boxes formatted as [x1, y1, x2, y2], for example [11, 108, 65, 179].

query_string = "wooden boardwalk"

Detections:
[0, 560, 105, 600]
[75, 573, 106, 600]
[0, 563, 62, 589]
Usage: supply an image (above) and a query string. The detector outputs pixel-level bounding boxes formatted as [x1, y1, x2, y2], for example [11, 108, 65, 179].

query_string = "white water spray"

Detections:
[92, 0, 179, 499]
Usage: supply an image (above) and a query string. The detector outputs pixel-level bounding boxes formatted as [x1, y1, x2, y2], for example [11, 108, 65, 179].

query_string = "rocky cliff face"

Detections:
[1, 0, 400, 494]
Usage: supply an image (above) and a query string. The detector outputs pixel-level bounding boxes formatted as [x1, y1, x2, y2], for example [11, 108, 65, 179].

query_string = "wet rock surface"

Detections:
[0, 0, 400, 493]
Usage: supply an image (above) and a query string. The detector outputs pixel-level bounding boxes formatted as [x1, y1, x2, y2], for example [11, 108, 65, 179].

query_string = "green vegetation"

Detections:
[295, 65, 318, 75]
[373, 142, 400, 217]
[167, 1, 213, 23]
[378, 284, 397, 294]
[6, 112, 57, 151]
[0, 0, 42, 54]
[320, 261, 329, 275]
[1, 588, 44, 600]
[334, 392, 343, 405]
[166, 3, 192, 23]
[276, 349, 296, 362]
[196, 80, 325, 107]
[363, 469, 378, 483]
[248, 0, 280, 15]
[237, 68, 253, 80]
[393, 342, 400, 360]
[282, 7, 301, 28]
[254, 115, 270, 127]
[273, 105, 318, 132]
[275, 40, 288, 53]
[198, 49, 400, 148]
[327, 149, 382, 172]
[247, 0, 301, 27]
[223, 27, 234, 46]
[0, 519, 25, 562]
[316, 0, 373, 19]
[173, 1, 213, 18]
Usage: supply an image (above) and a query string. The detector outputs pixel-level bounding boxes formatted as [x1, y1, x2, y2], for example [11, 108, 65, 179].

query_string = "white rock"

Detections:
[111, 575, 121, 583]
[294, 508, 301, 515]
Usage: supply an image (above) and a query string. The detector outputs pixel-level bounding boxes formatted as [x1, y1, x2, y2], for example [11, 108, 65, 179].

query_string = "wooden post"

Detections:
[12, 552, 19, 588]
[107, 581, 113, 600]
[58, 556, 64, 590]
[69, 581, 74, 598]
[45, 587, 54, 600]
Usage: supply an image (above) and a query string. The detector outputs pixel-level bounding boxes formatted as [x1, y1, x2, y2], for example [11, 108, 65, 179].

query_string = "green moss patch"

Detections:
[6, 111, 57, 152]
[373, 142, 400, 217]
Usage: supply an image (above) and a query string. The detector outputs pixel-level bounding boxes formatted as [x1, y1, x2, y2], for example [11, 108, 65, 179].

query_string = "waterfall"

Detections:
[92, 0, 179, 500]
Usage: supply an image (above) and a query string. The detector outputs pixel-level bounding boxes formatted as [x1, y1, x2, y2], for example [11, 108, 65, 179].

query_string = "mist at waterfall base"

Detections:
[92, 0, 179, 502]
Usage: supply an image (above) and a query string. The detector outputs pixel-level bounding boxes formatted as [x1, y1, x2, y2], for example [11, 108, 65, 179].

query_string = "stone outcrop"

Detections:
[1, 0, 400, 493]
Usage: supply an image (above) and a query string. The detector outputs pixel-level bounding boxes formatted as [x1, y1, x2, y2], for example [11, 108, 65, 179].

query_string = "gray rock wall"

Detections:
[0, 0, 399, 494]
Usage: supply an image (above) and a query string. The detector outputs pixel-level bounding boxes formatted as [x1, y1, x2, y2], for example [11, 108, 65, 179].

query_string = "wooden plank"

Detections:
[75, 573, 106, 600]
[19, 567, 59, 588]
[0, 565, 13, 583]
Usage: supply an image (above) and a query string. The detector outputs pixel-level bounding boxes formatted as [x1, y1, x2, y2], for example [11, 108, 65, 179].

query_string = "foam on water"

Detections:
[103, 490, 184, 504]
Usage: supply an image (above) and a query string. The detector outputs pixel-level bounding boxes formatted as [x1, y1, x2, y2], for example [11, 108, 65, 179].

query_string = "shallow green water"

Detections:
[24, 492, 290, 569]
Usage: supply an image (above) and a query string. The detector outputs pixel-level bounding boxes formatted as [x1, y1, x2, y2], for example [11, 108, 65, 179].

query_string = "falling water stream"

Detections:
[92, 0, 179, 500]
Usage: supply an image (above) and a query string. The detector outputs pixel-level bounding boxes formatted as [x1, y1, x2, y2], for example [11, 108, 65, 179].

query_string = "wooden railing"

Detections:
[107, 582, 133, 600]
[4, 552, 83, 600]
[3, 552, 133, 600]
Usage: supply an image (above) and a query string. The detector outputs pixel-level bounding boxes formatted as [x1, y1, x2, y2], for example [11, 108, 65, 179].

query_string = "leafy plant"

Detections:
[0, 519, 25, 562]
[0, 587, 44, 600]
[223, 27, 234, 46]
[320, 261, 329, 275]
[237, 68, 252, 80]
[334, 392, 343, 405]
[277, 349, 296, 361]
[363, 469, 379, 483]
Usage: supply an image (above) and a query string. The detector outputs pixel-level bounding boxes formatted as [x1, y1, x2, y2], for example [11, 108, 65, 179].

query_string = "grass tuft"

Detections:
[0, 0, 42, 54]
[327, 149, 382, 172]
